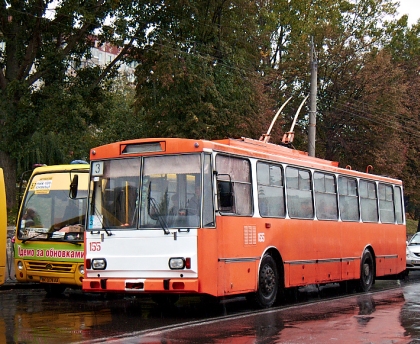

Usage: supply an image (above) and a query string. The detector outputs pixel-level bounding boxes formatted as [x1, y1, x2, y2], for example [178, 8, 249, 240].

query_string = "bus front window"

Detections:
[89, 159, 141, 230]
[18, 190, 87, 241]
[88, 154, 206, 230]
[141, 155, 202, 229]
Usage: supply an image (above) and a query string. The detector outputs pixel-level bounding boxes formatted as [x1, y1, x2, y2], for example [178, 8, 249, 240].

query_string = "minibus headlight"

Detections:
[17, 261, 24, 270]
[91, 259, 107, 270]
[169, 258, 185, 269]
[79, 264, 85, 275]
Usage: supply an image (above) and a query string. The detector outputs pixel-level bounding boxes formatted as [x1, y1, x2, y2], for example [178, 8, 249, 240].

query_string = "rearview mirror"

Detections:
[70, 175, 79, 199]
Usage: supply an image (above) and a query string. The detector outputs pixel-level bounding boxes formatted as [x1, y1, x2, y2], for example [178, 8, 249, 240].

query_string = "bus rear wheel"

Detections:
[357, 249, 374, 292]
[252, 254, 279, 308]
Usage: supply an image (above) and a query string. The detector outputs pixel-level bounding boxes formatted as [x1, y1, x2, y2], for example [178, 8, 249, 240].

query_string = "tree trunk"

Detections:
[0, 150, 17, 209]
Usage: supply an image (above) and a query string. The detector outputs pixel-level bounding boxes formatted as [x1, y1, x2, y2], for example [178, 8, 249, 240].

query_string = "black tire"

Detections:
[357, 249, 375, 292]
[44, 284, 67, 297]
[252, 254, 279, 308]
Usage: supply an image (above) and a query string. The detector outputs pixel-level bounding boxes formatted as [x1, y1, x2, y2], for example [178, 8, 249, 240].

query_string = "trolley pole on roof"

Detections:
[308, 37, 317, 157]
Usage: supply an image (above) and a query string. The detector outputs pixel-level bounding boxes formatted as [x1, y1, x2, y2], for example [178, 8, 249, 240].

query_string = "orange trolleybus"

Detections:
[83, 136, 406, 307]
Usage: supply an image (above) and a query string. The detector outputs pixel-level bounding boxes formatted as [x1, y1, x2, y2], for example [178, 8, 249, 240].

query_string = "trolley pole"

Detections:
[308, 38, 317, 157]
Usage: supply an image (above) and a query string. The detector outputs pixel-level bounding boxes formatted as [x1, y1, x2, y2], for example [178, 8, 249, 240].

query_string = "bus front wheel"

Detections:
[357, 249, 374, 292]
[253, 254, 279, 308]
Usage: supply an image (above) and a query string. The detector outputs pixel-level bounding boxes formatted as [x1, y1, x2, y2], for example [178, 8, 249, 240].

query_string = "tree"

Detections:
[0, 0, 147, 208]
[2, 0, 419, 216]
[132, 0, 274, 140]
[384, 17, 420, 218]
[94, 76, 140, 144]
[317, 50, 407, 176]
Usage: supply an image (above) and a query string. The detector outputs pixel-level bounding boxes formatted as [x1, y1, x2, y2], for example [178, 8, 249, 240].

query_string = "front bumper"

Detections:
[82, 278, 199, 293]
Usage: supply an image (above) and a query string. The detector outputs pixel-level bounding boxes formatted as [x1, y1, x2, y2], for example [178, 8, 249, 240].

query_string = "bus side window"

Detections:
[314, 172, 338, 220]
[217, 180, 234, 211]
[378, 183, 394, 223]
[394, 186, 404, 224]
[338, 176, 359, 221]
[257, 162, 285, 217]
[286, 167, 313, 219]
[215, 155, 252, 215]
[360, 180, 378, 222]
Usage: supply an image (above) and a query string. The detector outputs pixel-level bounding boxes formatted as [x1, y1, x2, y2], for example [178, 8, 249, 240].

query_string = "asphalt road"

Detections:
[1, 273, 419, 343]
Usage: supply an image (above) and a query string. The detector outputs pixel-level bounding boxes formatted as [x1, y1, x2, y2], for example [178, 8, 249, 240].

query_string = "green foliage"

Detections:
[1, 0, 420, 218]
[132, 0, 270, 140]
[95, 78, 141, 144]
[135, 49, 263, 139]
[7, 207, 17, 227]
[406, 218, 418, 236]
[0, 0, 150, 207]
[19, 132, 64, 169]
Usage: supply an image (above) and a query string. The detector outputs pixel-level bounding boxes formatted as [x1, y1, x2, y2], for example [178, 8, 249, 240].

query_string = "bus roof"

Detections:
[31, 164, 90, 175]
[90, 137, 402, 185]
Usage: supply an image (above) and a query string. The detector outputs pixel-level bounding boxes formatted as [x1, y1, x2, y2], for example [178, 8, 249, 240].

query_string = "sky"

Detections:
[398, 0, 420, 25]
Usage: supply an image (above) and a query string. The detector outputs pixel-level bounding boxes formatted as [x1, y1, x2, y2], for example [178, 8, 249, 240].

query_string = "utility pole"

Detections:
[308, 37, 317, 157]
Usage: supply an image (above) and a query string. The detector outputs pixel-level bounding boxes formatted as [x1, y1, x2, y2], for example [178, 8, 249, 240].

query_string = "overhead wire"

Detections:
[320, 88, 420, 139]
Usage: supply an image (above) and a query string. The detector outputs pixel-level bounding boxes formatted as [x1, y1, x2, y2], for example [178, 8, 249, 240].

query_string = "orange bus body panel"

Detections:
[197, 228, 219, 295]
[212, 216, 405, 291]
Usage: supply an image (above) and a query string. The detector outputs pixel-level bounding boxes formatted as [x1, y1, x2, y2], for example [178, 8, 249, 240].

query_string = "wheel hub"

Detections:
[261, 265, 275, 294]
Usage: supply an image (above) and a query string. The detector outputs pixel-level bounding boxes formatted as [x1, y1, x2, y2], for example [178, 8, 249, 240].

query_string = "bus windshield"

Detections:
[18, 174, 88, 242]
[89, 154, 206, 230]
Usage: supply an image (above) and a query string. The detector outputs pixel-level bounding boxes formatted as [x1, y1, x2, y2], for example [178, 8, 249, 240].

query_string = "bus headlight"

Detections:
[78, 264, 85, 275]
[169, 258, 185, 269]
[169, 257, 191, 269]
[91, 258, 107, 270]
[17, 261, 24, 270]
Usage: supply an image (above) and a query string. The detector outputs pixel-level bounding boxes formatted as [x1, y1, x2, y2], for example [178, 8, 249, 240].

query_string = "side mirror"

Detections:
[70, 175, 79, 199]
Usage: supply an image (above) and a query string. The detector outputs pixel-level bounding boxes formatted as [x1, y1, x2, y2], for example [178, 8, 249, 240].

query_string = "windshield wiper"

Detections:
[95, 206, 113, 236]
[148, 182, 170, 235]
